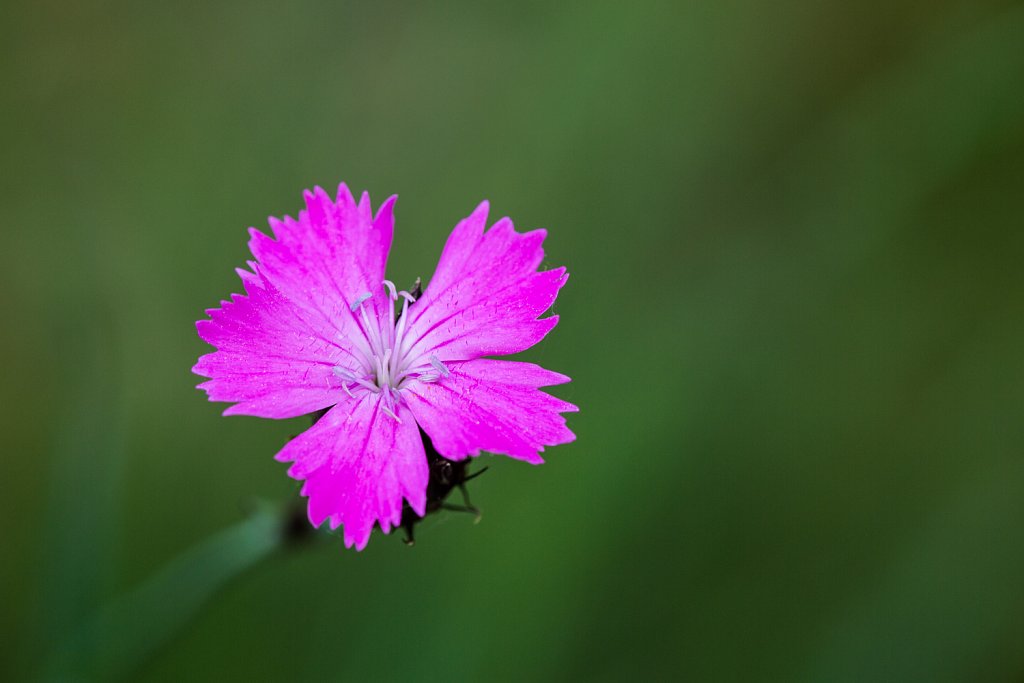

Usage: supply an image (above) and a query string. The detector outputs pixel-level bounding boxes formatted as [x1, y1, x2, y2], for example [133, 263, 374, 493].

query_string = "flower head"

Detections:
[194, 184, 577, 549]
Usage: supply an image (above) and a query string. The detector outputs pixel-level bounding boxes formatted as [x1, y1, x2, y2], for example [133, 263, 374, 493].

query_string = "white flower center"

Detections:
[332, 280, 448, 422]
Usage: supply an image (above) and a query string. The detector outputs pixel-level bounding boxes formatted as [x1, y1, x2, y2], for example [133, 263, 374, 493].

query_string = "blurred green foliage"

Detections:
[2, 1, 1024, 680]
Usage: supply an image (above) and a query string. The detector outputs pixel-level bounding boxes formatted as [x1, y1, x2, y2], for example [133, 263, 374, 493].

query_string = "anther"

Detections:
[349, 292, 372, 312]
[429, 354, 451, 378]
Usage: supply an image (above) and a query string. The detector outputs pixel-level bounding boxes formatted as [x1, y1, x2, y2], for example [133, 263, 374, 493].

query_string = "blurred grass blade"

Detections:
[44, 505, 286, 681]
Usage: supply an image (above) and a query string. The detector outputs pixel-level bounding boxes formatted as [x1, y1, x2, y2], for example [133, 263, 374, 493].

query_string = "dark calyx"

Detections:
[400, 430, 487, 546]
[396, 276, 488, 546]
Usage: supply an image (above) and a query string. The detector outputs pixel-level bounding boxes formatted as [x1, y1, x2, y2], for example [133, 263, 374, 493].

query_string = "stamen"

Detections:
[380, 349, 393, 388]
[392, 297, 411, 373]
[333, 366, 379, 393]
[332, 367, 356, 381]
[336, 275, 446, 418]
[343, 332, 373, 373]
[385, 285, 396, 349]
[429, 354, 451, 378]
[349, 292, 372, 312]
[359, 302, 385, 357]
[380, 402, 401, 423]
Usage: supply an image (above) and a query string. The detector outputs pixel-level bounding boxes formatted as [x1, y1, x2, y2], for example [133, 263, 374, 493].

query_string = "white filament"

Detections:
[334, 281, 448, 421]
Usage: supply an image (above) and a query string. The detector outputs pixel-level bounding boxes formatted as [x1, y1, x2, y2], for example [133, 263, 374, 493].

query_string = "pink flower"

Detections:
[194, 184, 577, 549]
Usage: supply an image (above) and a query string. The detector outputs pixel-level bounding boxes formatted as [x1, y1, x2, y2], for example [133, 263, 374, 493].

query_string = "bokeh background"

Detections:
[3, 1, 1024, 680]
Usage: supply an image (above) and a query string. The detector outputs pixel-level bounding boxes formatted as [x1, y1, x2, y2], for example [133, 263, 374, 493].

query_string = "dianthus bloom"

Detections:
[194, 184, 577, 549]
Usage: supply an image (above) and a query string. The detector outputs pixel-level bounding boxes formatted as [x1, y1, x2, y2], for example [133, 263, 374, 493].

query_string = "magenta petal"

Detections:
[248, 184, 395, 326]
[404, 359, 577, 464]
[193, 275, 349, 419]
[401, 202, 568, 361]
[275, 395, 428, 550]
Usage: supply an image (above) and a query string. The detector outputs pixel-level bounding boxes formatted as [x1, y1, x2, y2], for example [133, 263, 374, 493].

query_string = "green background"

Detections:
[4, 1, 1024, 680]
